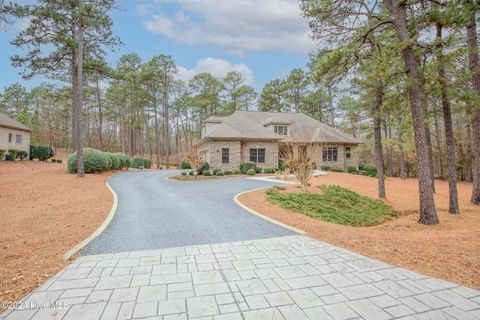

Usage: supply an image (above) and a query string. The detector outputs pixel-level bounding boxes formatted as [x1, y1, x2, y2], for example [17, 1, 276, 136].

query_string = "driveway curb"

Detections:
[233, 187, 306, 235]
[63, 175, 119, 260]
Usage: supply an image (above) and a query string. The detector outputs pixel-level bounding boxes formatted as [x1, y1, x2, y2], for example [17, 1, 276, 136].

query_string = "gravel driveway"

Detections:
[82, 170, 295, 255]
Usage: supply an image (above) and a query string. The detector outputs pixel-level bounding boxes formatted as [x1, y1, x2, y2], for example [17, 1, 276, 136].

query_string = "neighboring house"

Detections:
[0, 112, 31, 158]
[196, 110, 362, 170]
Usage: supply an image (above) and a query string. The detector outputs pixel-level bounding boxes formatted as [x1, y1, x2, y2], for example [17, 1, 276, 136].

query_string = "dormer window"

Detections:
[274, 125, 288, 136]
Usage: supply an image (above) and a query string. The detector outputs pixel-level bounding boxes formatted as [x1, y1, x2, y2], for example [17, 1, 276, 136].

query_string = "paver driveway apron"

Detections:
[3, 236, 480, 320]
[82, 170, 295, 255]
[3, 171, 480, 320]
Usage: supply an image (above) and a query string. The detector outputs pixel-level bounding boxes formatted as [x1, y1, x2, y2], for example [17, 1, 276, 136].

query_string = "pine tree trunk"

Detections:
[424, 124, 436, 193]
[385, 0, 438, 224]
[466, 12, 480, 205]
[73, 1, 85, 178]
[466, 124, 473, 182]
[96, 79, 104, 151]
[432, 105, 444, 179]
[374, 80, 386, 199]
[398, 117, 407, 180]
[436, 24, 459, 213]
[154, 100, 161, 169]
[164, 90, 170, 169]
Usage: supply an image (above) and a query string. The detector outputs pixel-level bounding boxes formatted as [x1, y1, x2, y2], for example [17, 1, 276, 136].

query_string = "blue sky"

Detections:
[0, 0, 314, 92]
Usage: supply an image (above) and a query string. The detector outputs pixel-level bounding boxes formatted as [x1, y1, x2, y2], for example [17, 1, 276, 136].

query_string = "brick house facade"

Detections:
[196, 111, 361, 170]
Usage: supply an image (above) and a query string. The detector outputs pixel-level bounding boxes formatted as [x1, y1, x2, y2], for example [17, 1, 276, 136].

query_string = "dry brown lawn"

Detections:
[239, 172, 480, 289]
[0, 160, 114, 310]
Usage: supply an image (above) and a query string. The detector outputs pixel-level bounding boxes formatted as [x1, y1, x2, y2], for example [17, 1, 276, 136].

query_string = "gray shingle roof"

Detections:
[0, 112, 31, 132]
[203, 111, 362, 144]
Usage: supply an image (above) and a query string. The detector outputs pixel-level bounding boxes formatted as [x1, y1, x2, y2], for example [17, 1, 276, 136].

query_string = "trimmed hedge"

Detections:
[329, 167, 344, 172]
[215, 171, 224, 176]
[224, 170, 233, 175]
[30, 145, 54, 161]
[234, 169, 242, 174]
[130, 157, 144, 169]
[347, 166, 358, 174]
[7, 149, 17, 160]
[240, 162, 256, 174]
[16, 150, 28, 160]
[246, 168, 256, 176]
[144, 159, 152, 169]
[213, 168, 223, 175]
[202, 169, 211, 176]
[68, 148, 130, 173]
[361, 164, 378, 177]
[179, 161, 191, 169]
[263, 168, 274, 174]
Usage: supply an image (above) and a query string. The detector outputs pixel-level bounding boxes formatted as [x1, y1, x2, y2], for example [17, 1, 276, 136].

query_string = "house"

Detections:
[0, 112, 31, 158]
[196, 110, 362, 170]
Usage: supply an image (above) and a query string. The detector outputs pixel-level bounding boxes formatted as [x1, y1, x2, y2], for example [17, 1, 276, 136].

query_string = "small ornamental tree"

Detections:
[279, 142, 314, 192]
[186, 148, 204, 179]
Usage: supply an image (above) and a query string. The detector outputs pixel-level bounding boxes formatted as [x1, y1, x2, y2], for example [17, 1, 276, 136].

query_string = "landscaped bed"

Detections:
[0, 158, 114, 312]
[238, 172, 480, 288]
[266, 185, 399, 227]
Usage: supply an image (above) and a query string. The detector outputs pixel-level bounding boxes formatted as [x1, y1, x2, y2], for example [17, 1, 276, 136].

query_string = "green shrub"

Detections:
[240, 162, 256, 174]
[130, 157, 145, 169]
[267, 185, 399, 227]
[198, 162, 209, 175]
[362, 164, 378, 177]
[320, 166, 331, 171]
[224, 170, 233, 175]
[234, 169, 242, 174]
[263, 167, 274, 174]
[68, 148, 109, 173]
[124, 154, 131, 168]
[179, 161, 191, 169]
[215, 171, 224, 176]
[255, 167, 262, 173]
[189, 170, 194, 176]
[31, 145, 54, 161]
[202, 169, 211, 176]
[0, 149, 5, 160]
[15, 150, 27, 160]
[114, 153, 126, 168]
[246, 168, 256, 176]
[144, 159, 152, 169]
[213, 168, 223, 175]
[5, 152, 15, 161]
[347, 166, 358, 174]
[8, 149, 18, 160]
[329, 167, 344, 172]
[181, 171, 187, 176]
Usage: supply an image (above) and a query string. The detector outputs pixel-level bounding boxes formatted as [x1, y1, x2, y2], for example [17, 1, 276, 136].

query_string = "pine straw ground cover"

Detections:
[238, 172, 480, 288]
[0, 159, 114, 312]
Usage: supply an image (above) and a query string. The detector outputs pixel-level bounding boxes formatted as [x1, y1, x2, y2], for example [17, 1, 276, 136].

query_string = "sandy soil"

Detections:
[239, 172, 480, 289]
[0, 160, 114, 310]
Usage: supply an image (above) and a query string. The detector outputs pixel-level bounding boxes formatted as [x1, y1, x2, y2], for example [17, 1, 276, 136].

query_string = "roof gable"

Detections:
[0, 112, 31, 132]
[203, 111, 361, 144]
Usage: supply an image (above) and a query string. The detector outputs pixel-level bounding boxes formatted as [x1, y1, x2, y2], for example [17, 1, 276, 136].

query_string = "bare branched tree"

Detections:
[186, 147, 204, 179]
[279, 142, 314, 192]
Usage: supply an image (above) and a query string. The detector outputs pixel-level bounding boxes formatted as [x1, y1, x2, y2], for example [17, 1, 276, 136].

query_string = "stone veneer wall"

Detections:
[240, 141, 279, 169]
[310, 144, 359, 170]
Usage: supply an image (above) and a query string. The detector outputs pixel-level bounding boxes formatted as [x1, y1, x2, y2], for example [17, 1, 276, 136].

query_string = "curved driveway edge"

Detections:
[233, 187, 305, 235]
[63, 175, 119, 260]
[81, 170, 296, 255]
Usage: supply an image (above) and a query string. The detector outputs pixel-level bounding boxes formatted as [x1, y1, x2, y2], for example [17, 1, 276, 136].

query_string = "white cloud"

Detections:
[175, 58, 254, 85]
[140, 0, 314, 55]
